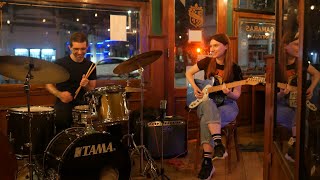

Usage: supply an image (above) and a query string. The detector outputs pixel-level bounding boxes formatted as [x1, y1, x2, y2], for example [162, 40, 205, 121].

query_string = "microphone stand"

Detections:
[159, 100, 170, 180]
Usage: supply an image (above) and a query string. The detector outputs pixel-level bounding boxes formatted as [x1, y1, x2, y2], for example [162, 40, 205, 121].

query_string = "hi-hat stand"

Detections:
[17, 60, 43, 180]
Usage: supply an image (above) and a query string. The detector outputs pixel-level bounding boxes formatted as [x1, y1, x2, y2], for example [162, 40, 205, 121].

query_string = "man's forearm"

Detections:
[46, 84, 60, 98]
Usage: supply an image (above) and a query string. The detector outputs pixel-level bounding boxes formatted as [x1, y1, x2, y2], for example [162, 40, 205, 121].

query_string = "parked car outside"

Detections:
[96, 57, 139, 79]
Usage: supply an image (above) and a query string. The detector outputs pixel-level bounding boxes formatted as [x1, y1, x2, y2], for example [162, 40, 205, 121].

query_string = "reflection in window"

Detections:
[175, 0, 217, 87]
[0, 1, 140, 84]
[237, 0, 275, 12]
[30, 49, 41, 59]
[238, 18, 275, 76]
[41, 49, 56, 62]
[14, 48, 29, 56]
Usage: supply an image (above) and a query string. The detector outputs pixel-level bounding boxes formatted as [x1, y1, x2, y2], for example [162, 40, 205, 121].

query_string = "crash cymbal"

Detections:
[113, 50, 163, 75]
[0, 56, 70, 84]
[125, 87, 146, 93]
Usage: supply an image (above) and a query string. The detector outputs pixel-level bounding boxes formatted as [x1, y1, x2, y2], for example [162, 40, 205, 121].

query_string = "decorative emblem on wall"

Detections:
[188, 3, 203, 28]
[0, 2, 5, 8]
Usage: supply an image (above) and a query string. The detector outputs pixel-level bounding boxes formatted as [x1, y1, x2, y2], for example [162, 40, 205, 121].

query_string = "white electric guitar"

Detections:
[187, 76, 265, 109]
[277, 82, 317, 111]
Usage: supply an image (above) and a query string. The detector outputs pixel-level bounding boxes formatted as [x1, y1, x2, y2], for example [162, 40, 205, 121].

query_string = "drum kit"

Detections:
[0, 50, 163, 180]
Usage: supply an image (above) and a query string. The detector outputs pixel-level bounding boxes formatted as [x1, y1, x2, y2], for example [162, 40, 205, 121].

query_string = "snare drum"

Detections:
[7, 106, 55, 156]
[43, 127, 131, 180]
[92, 85, 129, 123]
[72, 105, 90, 125]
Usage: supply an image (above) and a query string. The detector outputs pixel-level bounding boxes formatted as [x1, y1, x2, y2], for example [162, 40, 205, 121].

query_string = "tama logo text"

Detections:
[74, 142, 115, 157]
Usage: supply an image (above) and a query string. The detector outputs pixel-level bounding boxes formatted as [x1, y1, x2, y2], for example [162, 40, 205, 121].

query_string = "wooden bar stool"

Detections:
[222, 119, 240, 173]
[186, 107, 240, 174]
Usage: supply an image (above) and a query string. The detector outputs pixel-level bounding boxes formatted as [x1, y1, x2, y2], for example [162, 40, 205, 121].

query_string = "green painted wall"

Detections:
[227, 0, 233, 36]
[152, 0, 162, 35]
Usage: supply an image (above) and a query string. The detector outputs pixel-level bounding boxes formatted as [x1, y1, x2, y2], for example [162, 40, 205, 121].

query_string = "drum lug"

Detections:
[6, 113, 10, 120]
[47, 168, 60, 180]
[8, 132, 15, 143]
[45, 151, 63, 163]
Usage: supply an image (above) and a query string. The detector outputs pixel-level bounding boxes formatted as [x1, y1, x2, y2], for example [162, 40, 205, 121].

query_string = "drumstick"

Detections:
[74, 63, 96, 99]
[85, 63, 94, 77]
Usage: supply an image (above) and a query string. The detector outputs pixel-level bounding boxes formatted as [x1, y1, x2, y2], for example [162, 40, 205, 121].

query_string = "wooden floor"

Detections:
[15, 124, 264, 180]
[132, 125, 265, 180]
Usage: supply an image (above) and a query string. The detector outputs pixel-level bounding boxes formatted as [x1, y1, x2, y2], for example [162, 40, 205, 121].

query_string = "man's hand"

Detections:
[80, 74, 89, 87]
[58, 91, 73, 103]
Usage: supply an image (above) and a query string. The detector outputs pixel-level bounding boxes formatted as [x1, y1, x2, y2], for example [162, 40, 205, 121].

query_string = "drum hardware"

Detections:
[21, 59, 40, 180]
[84, 115, 98, 135]
[158, 100, 170, 180]
[0, 56, 69, 180]
[114, 50, 163, 177]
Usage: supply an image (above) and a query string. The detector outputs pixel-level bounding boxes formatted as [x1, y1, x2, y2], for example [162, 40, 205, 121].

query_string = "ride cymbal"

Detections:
[0, 56, 70, 84]
[113, 50, 163, 75]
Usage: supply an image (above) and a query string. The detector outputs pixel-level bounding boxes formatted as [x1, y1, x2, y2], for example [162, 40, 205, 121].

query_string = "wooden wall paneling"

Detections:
[270, 143, 293, 180]
[39, 0, 145, 7]
[229, 36, 238, 63]
[236, 85, 251, 125]
[263, 55, 275, 180]
[174, 88, 199, 140]
[295, 2, 305, 179]
[161, 0, 175, 115]
[217, 0, 228, 33]
[146, 35, 166, 108]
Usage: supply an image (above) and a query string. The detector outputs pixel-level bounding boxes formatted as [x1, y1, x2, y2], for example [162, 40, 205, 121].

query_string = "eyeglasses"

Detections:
[72, 48, 87, 52]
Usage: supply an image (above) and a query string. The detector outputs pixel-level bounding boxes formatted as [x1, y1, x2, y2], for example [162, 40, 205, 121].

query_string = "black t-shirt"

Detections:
[197, 57, 243, 82]
[55, 56, 97, 105]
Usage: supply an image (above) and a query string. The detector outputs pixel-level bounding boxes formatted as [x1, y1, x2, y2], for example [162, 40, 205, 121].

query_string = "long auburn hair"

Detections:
[278, 32, 298, 82]
[206, 33, 233, 82]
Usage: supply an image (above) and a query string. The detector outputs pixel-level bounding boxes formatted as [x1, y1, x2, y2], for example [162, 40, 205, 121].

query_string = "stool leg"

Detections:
[194, 131, 200, 172]
[234, 126, 240, 162]
[226, 128, 232, 174]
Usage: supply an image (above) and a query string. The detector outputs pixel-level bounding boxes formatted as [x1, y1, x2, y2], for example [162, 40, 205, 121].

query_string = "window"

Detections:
[0, 1, 140, 84]
[174, 0, 217, 87]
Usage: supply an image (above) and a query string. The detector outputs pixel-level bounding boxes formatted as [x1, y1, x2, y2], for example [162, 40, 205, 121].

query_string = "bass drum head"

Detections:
[44, 127, 130, 180]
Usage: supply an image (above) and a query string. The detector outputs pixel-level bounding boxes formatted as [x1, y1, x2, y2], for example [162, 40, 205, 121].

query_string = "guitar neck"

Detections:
[207, 80, 246, 93]
[277, 82, 298, 91]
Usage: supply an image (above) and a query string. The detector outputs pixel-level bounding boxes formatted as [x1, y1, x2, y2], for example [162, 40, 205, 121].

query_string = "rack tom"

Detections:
[72, 105, 90, 125]
[91, 85, 129, 123]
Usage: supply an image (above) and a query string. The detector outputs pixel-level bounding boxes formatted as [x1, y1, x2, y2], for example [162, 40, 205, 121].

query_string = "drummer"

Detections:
[46, 32, 97, 133]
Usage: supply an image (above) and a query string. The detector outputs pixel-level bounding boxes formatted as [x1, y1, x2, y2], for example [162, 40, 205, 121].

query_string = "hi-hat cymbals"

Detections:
[113, 50, 163, 75]
[125, 87, 146, 93]
[0, 56, 70, 84]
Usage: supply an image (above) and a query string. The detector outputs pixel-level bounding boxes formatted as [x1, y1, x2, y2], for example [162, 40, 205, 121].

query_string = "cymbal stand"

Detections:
[122, 67, 159, 178]
[17, 60, 43, 180]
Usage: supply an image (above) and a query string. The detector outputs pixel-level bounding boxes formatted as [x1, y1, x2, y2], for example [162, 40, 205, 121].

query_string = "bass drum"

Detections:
[43, 127, 131, 180]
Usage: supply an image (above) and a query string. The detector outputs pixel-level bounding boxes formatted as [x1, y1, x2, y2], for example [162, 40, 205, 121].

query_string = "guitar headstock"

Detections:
[245, 76, 266, 85]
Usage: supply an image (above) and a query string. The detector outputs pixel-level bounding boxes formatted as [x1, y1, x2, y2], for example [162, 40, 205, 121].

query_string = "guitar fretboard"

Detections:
[207, 80, 247, 93]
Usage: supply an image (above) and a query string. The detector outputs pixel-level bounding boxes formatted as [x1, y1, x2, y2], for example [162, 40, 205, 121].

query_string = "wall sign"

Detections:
[188, 3, 203, 28]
